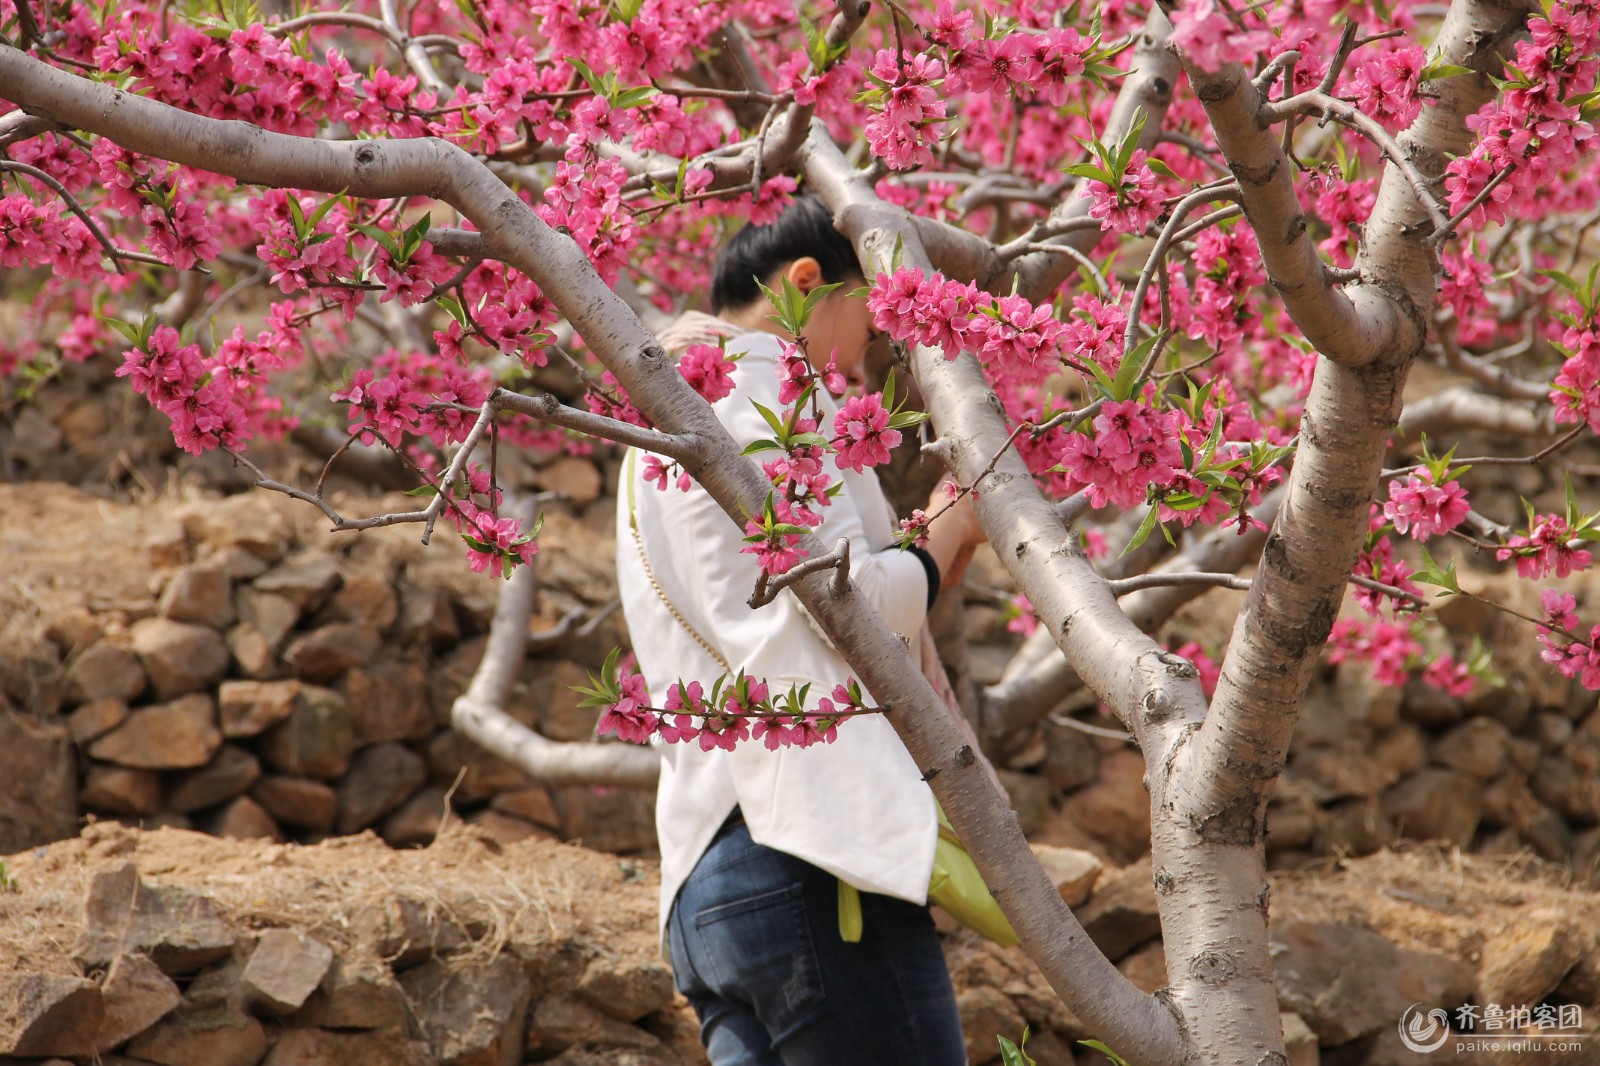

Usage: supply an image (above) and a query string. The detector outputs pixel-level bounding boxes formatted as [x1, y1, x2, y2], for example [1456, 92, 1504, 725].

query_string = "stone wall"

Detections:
[0, 481, 651, 858]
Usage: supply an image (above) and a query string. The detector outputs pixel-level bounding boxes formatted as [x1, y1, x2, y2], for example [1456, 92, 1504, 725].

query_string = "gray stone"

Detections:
[1477, 911, 1581, 1007]
[124, 1000, 268, 1066]
[396, 585, 459, 648]
[227, 624, 280, 679]
[0, 708, 77, 853]
[1077, 856, 1160, 962]
[336, 742, 427, 833]
[426, 730, 532, 800]
[399, 953, 531, 1066]
[1531, 745, 1600, 823]
[1282, 1012, 1319, 1066]
[218, 679, 302, 738]
[263, 1027, 431, 1066]
[1322, 799, 1397, 856]
[80, 765, 163, 816]
[1382, 768, 1484, 847]
[131, 617, 230, 699]
[166, 745, 261, 813]
[203, 796, 282, 841]
[240, 929, 334, 1015]
[380, 786, 454, 849]
[76, 863, 237, 975]
[283, 623, 382, 683]
[253, 554, 341, 611]
[88, 693, 222, 770]
[526, 996, 664, 1058]
[323, 572, 399, 630]
[93, 953, 182, 1053]
[1030, 844, 1103, 908]
[344, 658, 433, 743]
[1043, 715, 1102, 793]
[1533, 711, 1574, 750]
[575, 956, 675, 1021]
[235, 588, 301, 650]
[68, 697, 130, 744]
[250, 775, 337, 831]
[0, 974, 104, 1057]
[159, 564, 235, 629]
[258, 685, 354, 779]
[1432, 716, 1511, 781]
[1270, 919, 1475, 1046]
[294, 954, 412, 1030]
[65, 641, 147, 704]
[206, 545, 269, 580]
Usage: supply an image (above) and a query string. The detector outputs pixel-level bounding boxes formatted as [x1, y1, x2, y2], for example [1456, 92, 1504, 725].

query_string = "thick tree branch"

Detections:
[453, 513, 661, 789]
[1170, 0, 1532, 840]
[1180, 64, 1409, 368]
[981, 488, 1281, 739]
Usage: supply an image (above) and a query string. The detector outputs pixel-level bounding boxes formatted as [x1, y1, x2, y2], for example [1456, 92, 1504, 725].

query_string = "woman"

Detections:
[616, 196, 986, 1065]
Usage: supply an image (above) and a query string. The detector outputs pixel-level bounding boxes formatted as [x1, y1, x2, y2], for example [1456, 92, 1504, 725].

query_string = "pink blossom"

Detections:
[597, 668, 655, 744]
[833, 392, 901, 472]
[679, 343, 736, 402]
[1382, 470, 1470, 540]
[1497, 514, 1594, 578]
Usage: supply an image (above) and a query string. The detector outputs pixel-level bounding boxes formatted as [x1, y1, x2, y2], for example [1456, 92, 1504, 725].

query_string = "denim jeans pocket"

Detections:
[693, 881, 826, 1040]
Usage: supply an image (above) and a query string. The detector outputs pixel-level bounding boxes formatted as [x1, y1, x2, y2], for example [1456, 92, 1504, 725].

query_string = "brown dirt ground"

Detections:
[0, 820, 664, 979]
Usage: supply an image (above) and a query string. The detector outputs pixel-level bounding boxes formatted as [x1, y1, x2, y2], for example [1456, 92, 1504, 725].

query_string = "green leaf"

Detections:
[353, 223, 398, 258]
[1414, 547, 1460, 594]
[997, 1034, 1036, 1066]
[1121, 504, 1164, 558]
[1145, 157, 1179, 180]
[306, 192, 345, 232]
[402, 484, 439, 497]
[741, 439, 783, 455]
[1078, 1040, 1133, 1066]
[888, 410, 930, 431]
[614, 85, 658, 109]
[750, 400, 787, 440]
[566, 57, 608, 97]
[1062, 162, 1113, 183]
[1420, 60, 1473, 82]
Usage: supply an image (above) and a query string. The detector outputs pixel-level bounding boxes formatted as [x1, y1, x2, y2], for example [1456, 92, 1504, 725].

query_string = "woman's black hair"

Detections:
[709, 194, 864, 314]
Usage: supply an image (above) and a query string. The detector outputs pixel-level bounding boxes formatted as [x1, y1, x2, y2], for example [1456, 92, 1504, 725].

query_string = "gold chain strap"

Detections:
[627, 450, 734, 675]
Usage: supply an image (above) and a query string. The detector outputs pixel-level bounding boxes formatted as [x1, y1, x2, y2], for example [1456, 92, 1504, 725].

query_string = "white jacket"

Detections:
[615, 330, 940, 935]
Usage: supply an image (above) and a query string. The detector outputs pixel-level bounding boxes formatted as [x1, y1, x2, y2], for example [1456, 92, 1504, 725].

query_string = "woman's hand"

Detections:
[921, 481, 987, 589]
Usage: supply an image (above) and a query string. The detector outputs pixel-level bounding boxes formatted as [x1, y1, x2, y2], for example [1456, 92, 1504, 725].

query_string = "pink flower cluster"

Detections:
[1346, 43, 1426, 130]
[932, 3, 1094, 106]
[679, 344, 737, 403]
[832, 392, 901, 472]
[596, 670, 867, 752]
[862, 51, 948, 171]
[1551, 300, 1600, 432]
[1536, 591, 1600, 690]
[0, 194, 105, 282]
[330, 349, 490, 453]
[1497, 514, 1594, 579]
[1084, 151, 1163, 235]
[1168, 0, 1275, 74]
[1055, 400, 1184, 509]
[1328, 618, 1472, 695]
[115, 325, 270, 456]
[866, 266, 1065, 380]
[1444, 1, 1600, 230]
[1383, 470, 1471, 541]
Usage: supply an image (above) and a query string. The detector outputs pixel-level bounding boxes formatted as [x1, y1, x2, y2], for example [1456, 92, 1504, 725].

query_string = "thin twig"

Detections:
[750, 539, 852, 608]
[1107, 571, 1253, 596]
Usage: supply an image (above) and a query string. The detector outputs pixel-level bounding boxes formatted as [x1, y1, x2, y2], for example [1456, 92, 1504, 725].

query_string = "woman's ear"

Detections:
[783, 256, 824, 294]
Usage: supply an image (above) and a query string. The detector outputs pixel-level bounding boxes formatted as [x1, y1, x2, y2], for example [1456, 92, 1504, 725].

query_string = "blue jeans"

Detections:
[666, 820, 966, 1066]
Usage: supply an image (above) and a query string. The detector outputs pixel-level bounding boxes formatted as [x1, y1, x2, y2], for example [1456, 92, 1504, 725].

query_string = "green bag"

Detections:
[837, 803, 1018, 947]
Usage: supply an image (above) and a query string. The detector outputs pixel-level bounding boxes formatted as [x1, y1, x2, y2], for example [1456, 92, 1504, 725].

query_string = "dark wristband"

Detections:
[906, 545, 941, 612]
